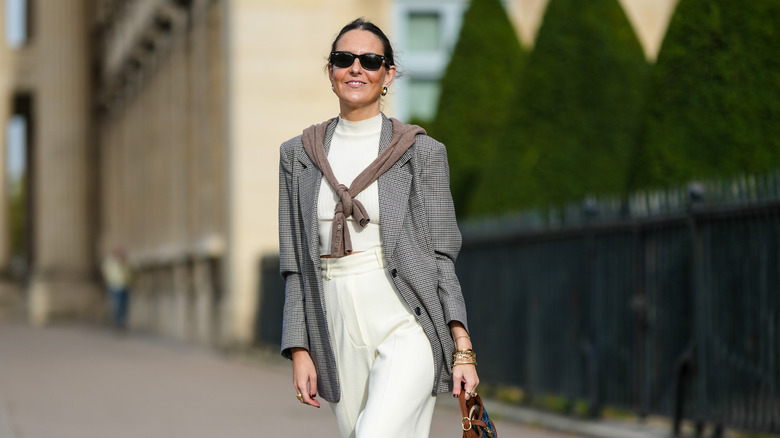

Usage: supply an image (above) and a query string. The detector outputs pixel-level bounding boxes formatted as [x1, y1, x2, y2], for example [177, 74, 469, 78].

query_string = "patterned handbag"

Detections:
[459, 390, 498, 438]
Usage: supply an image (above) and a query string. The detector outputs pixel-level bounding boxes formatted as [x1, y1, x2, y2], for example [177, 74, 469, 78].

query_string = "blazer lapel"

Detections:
[297, 153, 320, 266]
[378, 115, 415, 262]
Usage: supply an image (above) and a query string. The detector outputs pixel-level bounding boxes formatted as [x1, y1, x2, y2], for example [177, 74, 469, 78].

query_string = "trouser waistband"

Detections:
[321, 246, 386, 279]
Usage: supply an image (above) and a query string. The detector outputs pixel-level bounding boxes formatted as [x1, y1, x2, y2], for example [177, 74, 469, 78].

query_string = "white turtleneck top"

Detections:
[318, 114, 383, 255]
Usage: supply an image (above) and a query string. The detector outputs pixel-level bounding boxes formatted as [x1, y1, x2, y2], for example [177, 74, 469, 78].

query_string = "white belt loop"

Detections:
[374, 246, 383, 267]
[324, 259, 332, 280]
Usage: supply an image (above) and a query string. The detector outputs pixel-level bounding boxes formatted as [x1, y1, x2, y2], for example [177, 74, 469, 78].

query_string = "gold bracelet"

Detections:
[452, 349, 477, 368]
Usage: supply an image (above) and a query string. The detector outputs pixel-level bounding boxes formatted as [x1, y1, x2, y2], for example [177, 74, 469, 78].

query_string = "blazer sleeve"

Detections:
[419, 137, 469, 331]
[278, 140, 309, 359]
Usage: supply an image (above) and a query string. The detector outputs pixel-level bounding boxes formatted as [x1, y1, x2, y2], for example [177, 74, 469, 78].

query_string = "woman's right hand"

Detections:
[291, 347, 321, 408]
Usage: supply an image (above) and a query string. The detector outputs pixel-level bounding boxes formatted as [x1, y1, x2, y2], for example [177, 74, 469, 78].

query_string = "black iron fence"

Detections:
[257, 175, 780, 435]
[458, 182, 780, 435]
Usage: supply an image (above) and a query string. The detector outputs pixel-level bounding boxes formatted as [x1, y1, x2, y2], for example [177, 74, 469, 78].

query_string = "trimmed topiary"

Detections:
[631, 0, 780, 189]
[474, 0, 649, 214]
[428, 0, 525, 217]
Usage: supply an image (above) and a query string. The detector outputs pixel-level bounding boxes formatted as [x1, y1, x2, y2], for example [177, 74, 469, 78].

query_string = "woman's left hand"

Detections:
[453, 364, 479, 400]
[449, 322, 479, 400]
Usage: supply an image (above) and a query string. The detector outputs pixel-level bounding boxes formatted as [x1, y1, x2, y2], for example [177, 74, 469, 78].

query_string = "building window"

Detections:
[407, 79, 441, 122]
[4, 0, 31, 48]
[393, 1, 467, 123]
[407, 12, 442, 52]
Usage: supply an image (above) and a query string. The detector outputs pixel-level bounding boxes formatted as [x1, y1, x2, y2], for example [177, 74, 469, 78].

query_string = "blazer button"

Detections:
[391, 269, 397, 278]
[414, 307, 421, 316]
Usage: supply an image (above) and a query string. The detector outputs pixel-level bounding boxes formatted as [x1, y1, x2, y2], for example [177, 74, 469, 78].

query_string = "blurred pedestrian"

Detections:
[101, 248, 131, 331]
[278, 18, 479, 438]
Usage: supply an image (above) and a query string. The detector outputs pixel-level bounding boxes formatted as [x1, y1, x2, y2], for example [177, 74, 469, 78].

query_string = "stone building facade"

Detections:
[0, 0, 95, 325]
[94, 0, 231, 343]
[0, 0, 678, 345]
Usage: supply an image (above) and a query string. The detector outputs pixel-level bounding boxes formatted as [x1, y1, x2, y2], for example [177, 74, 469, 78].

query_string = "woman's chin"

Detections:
[340, 96, 379, 110]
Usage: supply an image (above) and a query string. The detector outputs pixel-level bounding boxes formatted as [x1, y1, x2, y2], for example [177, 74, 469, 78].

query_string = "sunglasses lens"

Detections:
[359, 54, 384, 70]
[330, 52, 386, 70]
[331, 52, 355, 68]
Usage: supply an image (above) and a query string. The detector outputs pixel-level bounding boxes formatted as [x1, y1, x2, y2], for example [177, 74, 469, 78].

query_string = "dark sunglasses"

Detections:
[329, 51, 390, 70]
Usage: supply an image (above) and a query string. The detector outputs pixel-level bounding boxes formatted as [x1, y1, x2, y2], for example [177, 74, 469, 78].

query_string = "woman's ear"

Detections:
[384, 65, 397, 88]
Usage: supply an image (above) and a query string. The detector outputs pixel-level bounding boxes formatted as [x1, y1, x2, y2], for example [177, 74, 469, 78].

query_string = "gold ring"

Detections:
[296, 393, 303, 401]
[467, 391, 477, 397]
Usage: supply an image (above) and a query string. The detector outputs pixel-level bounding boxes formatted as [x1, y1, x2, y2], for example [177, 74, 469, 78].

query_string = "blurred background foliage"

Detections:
[425, 0, 780, 219]
[427, 0, 525, 215]
[629, 0, 780, 190]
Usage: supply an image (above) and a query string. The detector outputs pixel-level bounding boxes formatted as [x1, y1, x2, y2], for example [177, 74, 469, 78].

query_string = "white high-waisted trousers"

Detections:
[321, 246, 437, 438]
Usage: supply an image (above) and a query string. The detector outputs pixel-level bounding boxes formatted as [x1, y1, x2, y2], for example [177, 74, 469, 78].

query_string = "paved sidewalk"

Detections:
[0, 323, 587, 438]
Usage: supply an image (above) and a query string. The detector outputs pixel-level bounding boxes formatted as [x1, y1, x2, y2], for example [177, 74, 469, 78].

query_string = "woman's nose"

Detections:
[349, 58, 362, 72]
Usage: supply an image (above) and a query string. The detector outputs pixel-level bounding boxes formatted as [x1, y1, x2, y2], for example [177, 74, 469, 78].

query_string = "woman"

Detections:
[278, 18, 479, 438]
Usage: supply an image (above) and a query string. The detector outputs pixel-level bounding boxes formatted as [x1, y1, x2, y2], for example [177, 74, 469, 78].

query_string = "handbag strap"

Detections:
[458, 391, 490, 436]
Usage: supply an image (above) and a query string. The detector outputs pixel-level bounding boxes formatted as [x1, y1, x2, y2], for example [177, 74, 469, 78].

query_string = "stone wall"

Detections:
[96, 0, 229, 343]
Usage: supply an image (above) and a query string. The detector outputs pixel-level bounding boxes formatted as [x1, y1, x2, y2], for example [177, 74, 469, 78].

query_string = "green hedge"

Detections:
[630, 0, 780, 189]
[471, 0, 649, 214]
[433, 0, 780, 217]
[428, 0, 525, 217]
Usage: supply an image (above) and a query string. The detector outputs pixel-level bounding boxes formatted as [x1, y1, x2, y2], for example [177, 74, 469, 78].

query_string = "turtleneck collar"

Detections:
[336, 113, 383, 136]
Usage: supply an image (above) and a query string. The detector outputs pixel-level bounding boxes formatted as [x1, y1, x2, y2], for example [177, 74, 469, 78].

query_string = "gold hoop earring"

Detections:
[381, 86, 388, 96]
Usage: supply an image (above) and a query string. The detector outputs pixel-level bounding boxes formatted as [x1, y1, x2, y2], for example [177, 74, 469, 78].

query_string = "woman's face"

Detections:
[329, 29, 396, 120]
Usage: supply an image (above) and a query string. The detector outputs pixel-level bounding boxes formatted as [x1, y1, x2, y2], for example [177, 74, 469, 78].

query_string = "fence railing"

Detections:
[457, 194, 779, 435]
[256, 175, 780, 435]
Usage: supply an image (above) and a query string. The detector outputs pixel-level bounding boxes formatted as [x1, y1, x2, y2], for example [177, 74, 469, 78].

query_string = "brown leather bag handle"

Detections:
[458, 390, 490, 438]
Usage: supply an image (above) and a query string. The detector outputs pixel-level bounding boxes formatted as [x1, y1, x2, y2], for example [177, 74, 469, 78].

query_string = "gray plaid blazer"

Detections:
[278, 114, 469, 403]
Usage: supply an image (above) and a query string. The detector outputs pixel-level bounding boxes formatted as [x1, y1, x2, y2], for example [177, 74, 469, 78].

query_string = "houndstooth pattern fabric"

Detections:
[278, 114, 469, 403]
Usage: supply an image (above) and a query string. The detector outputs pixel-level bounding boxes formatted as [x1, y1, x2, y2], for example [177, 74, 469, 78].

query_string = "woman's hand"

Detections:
[291, 347, 321, 408]
[453, 364, 480, 400]
[449, 322, 479, 400]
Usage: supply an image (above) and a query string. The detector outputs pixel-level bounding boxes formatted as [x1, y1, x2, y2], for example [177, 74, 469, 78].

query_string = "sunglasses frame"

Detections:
[329, 51, 390, 71]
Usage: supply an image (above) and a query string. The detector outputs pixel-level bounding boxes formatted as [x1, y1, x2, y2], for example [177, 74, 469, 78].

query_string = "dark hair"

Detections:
[330, 18, 395, 67]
